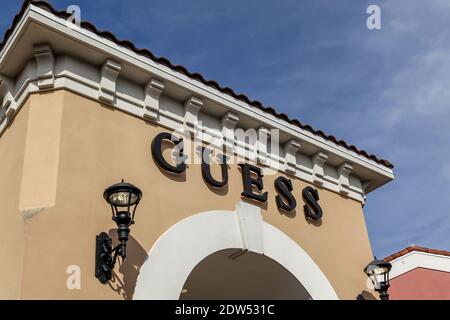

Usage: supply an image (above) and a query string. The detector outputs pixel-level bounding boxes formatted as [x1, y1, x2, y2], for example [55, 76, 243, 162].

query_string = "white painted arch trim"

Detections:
[133, 202, 338, 300]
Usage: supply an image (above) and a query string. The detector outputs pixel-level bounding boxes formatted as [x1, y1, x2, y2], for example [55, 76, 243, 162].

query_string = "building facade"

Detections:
[385, 246, 450, 300]
[0, 1, 394, 300]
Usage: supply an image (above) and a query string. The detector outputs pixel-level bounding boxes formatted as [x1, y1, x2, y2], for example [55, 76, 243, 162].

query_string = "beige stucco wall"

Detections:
[0, 98, 29, 299]
[0, 90, 376, 300]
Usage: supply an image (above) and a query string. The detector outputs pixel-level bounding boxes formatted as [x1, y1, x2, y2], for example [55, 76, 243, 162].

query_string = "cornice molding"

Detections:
[0, 54, 367, 202]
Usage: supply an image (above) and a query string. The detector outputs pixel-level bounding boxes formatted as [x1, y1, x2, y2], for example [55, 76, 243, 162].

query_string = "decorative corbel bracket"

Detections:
[33, 44, 55, 89]
[362, 181, 371, 195]
[98, 59, 121, 105]
[361, 181, 371, 206]
[312, 151, 328, 186]
[284, 139, 301, 175]
[0, 76, 17, 119]
[221, 112, 239, 154]
[184, 96, 203, 134]
[143, 78, 164, 121]
[257, 126, 270, 165]
[338, 162, 354, 195]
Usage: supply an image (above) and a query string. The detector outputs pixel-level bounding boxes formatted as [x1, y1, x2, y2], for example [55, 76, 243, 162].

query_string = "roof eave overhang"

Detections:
[0, 3, 394, 194]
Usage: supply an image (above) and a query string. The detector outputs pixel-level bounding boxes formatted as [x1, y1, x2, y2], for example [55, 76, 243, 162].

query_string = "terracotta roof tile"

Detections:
[1, 0, 394, 169]
[384, 246, 450, 262]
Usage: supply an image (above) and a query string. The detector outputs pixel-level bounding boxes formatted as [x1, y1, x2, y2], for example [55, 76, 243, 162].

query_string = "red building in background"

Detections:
[385, 246, 450, 300]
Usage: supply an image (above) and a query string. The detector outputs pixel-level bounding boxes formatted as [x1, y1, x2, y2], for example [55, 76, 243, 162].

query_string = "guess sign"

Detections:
[151, 132, 324, 220]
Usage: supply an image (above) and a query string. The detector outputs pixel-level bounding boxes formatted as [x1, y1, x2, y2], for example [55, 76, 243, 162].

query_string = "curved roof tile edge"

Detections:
[385, 246, 450, 262]
[1, 0, 394, 169]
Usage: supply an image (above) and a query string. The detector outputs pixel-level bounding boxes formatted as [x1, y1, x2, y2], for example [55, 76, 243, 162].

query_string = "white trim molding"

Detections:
[0, 54, 368, 202]
[389, 251, 450, 279]
[133, 201, 339, 300]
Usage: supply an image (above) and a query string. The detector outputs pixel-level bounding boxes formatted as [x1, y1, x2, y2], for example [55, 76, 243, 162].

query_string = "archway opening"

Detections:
[179, 249, 312, 300]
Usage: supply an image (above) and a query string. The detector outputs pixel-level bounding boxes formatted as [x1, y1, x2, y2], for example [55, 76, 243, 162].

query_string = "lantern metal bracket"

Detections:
[95, 180, 143, 284]
[95, 232, 122, 284]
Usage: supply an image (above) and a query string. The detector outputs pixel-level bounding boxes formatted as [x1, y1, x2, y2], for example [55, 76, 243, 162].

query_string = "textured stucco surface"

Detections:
[0, 90, 375, 300]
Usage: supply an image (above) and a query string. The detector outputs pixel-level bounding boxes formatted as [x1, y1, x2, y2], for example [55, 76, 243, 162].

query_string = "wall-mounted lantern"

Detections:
[95, 180, 143, 284]
[364, 257, 392, 300]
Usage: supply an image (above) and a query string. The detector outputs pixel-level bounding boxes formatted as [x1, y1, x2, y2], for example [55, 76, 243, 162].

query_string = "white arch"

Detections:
[133, 202, 338, 300]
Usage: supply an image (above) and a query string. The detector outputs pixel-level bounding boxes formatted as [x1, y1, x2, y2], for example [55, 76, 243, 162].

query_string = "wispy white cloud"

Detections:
[356, 0, 450, 255]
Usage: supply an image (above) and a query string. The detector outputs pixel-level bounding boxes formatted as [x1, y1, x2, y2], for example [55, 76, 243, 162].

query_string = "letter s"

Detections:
[274, 177, 297, 212]
[302, 186, 323, 220]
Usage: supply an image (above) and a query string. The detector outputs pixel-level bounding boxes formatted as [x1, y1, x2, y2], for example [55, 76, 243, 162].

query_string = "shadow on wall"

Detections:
[357, 290, 378, 300]
[107, 230, 148, 300]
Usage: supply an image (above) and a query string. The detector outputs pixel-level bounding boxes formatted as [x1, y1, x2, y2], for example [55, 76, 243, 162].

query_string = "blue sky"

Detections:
[1, 0, 449, 257]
